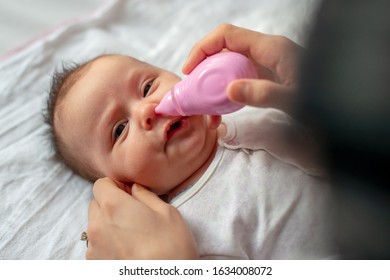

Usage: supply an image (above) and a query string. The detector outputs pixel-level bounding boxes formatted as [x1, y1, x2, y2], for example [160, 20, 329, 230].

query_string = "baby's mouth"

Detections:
[166, 117, 186, 140]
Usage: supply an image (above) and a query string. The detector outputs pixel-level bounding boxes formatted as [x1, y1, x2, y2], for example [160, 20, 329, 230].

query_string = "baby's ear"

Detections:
[207, 115, 221, 130]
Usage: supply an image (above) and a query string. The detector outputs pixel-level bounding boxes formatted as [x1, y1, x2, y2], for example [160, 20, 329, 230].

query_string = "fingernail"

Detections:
[132, 184, 146, 192]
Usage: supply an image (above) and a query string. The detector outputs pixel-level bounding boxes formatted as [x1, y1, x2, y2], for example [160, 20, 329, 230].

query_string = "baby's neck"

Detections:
[166, 138, 219, 202]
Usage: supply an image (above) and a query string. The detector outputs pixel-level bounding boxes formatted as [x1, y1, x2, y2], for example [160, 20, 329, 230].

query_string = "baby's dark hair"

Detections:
[44, 57, 103, 182]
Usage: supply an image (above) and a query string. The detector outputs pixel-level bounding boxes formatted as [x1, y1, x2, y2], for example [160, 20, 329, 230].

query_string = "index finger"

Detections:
[182, 24, 265, 74]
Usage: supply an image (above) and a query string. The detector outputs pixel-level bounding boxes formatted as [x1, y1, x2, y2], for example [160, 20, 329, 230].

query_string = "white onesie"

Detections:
[171, 109, 337, 259]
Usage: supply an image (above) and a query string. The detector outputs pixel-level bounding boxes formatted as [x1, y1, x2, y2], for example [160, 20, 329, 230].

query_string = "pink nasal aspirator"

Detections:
[155, 52, 258, 116]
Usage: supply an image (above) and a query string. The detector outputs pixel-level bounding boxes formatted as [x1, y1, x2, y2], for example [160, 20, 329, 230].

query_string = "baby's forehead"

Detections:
[58, 54, 152, 113]
[91, 54, 147, 68]
[71, 55, 147, 88]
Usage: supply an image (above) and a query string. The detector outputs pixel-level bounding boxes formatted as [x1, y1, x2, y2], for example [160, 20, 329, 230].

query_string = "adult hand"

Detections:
[183, 24, 303, 112]
[86, 178, 198, 259]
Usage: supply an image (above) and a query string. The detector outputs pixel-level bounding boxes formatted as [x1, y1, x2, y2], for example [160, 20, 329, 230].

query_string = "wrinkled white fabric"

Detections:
[172, 109, 337, 259]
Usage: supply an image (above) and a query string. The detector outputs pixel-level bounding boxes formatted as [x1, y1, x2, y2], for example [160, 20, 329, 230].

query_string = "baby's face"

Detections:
[56, 55, 219, 195]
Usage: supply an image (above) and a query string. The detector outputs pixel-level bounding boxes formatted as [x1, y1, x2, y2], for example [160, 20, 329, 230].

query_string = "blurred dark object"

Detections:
[298, 0, 390, 259]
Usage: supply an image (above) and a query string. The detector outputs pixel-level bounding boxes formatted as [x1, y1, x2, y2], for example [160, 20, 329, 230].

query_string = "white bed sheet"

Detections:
[0, 0, 104, 55]
[0, 0, 321, 259]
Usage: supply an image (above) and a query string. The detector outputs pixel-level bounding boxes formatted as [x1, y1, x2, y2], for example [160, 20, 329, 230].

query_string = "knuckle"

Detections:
[218, 23, 234, 33]
[279, 37, 291, 50]
[164, 203, 181, 218]
[275, 35, 296, 52]
[101, 199, 116, 216]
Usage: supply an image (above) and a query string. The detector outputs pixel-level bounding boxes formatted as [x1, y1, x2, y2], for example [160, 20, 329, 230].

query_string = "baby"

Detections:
[46, 54, 220, 201]
[45, 54, 337, 259]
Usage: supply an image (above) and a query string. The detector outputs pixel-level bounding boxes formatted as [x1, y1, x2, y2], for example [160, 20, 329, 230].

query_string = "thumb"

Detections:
[131, 184, 168, 211]
[227, 79, 295, 113]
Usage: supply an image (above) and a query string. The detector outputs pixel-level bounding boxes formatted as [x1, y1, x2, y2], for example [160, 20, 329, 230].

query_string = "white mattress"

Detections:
[0, 0, 321, 259]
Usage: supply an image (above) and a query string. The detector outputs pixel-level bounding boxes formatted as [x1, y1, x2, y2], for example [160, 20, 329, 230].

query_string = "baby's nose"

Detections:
[138, 103, 158, 130]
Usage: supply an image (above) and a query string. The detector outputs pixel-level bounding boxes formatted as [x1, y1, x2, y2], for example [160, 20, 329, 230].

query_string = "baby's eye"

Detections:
[113, 122, 128, 141]
[143, 80, 154, 97]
